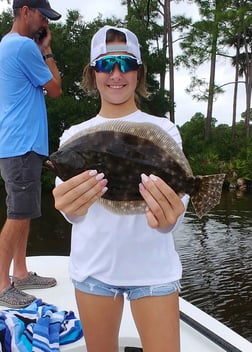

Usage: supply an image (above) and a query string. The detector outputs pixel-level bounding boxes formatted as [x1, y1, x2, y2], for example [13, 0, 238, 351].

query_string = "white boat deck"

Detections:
[1, 256, 251, 352]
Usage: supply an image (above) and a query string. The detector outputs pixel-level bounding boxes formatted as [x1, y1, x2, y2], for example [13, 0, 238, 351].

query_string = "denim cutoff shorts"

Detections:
[73, 276, 181, 300]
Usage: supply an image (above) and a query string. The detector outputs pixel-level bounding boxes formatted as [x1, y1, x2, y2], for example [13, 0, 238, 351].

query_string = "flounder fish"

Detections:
[47, 120, 225, 218]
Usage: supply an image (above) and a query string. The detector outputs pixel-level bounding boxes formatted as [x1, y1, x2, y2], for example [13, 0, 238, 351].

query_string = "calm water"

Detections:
[174, 191, 252, 342]
[0, 187, 251, 342]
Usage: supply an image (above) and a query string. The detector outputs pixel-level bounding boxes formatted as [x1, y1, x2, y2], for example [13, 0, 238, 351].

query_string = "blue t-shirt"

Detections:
[0, 33, 53, 157]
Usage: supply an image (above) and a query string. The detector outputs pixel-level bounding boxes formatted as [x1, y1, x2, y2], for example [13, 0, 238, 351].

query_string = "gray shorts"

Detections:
[0, 152, 44, 219]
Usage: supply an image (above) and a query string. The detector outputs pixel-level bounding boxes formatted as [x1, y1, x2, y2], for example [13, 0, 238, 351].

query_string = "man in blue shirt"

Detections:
[0, 0, 62, 308]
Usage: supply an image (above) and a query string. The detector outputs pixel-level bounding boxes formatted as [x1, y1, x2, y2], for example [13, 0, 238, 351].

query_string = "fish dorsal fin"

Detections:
[61, 120, 193, 176]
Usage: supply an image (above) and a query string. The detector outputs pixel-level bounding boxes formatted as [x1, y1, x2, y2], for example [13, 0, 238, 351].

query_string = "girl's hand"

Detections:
[139, 173, 185, 229]
[53, 170, 108, 216]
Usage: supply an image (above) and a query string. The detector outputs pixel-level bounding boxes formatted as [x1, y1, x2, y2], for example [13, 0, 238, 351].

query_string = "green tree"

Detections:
[0, 8, 12, 38]
[122, 0, 192, 121]
[179, 114, 252, 182]
[224, 0, 252, 139]
[177, 0, 230, 140]
[123, 0, 170, 117]
[160, 0, 193, 122]
[179, 112, 206, 158]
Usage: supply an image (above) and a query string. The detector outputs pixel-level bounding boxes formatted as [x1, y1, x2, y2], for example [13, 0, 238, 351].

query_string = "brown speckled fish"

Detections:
[47, 120, 225, 218]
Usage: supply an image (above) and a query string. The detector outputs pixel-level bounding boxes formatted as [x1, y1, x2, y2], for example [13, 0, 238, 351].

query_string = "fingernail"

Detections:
[150, 174, 158, 182]
[89, 170, 97, 176]
[141, 173, 149, 182]
[139, 183, 145, 192]
[96, 172, 105, 181]
[101, 187, 108, 194]
[100, 179, 108, 187]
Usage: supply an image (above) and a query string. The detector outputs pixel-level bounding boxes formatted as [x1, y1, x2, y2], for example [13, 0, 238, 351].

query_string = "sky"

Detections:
[0, 0, 246, 127]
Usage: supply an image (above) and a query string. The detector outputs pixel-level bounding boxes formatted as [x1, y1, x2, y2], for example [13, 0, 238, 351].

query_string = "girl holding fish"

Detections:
[52, 25, 189, 352]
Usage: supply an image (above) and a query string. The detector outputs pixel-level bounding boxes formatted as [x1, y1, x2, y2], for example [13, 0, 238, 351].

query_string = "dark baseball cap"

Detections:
[13, 0, 61, 20]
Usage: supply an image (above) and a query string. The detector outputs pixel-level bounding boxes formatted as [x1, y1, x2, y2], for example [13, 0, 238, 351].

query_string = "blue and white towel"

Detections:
[0, 299, 83, 352]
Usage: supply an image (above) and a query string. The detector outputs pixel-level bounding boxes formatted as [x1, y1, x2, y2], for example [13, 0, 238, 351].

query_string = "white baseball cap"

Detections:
[90, 25, 142, 64]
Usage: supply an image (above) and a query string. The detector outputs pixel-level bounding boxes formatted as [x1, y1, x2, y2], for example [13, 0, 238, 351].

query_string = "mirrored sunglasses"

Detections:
[91, 55, 140, 73]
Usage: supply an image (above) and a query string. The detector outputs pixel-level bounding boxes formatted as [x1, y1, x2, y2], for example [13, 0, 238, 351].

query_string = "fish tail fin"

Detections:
[191, 174, 226, 218]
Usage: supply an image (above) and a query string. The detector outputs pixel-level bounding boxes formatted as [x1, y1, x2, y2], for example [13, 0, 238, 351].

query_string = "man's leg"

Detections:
[0, 152, 55, 308]
[0, 219, 26, 292]
[0, 218, 36, 308]
[0, 218, 30, 291]
[12, 218, 30, 279]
